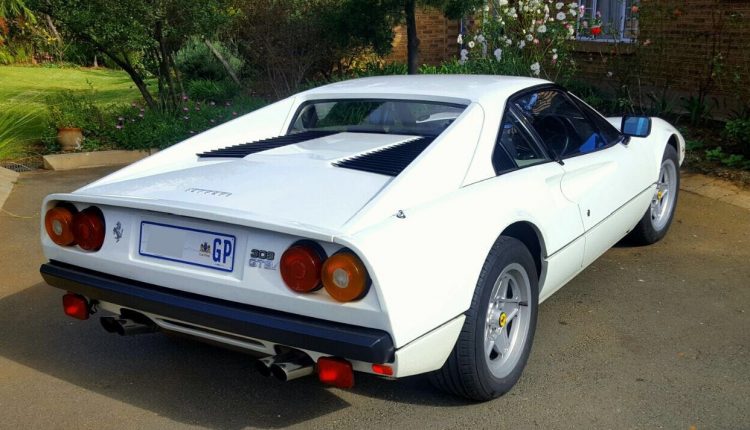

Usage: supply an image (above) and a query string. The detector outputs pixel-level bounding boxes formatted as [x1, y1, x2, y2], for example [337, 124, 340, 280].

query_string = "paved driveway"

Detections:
[0, 167, 748, 430]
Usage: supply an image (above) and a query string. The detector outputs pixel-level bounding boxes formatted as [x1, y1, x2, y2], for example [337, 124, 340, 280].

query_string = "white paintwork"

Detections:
[41, 75, 684, 378]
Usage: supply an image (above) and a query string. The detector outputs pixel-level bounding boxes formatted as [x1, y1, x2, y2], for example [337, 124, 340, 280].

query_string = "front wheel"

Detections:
[627, 144, 680, 245]
[430, 236, 539, 401]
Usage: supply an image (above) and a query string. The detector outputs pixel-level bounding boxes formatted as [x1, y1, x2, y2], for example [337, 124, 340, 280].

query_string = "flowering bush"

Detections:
[456, 0, 580, 81]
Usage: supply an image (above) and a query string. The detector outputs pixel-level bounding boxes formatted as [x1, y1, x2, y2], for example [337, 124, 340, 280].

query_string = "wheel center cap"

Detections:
[499, 312, 507, 328]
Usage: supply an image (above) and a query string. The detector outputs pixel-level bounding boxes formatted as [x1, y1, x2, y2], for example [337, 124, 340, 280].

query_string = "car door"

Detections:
[513, 89, 653, 266]
[492, 107, 585, 299]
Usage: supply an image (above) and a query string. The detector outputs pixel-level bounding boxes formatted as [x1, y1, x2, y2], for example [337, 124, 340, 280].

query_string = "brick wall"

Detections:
[386, 8, 460, 65]
[391, 2, 750, 104]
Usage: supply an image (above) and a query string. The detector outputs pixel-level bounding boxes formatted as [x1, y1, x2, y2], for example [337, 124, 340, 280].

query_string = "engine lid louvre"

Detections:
[197, 130, 338, 158]
[332, 136, 435, 177]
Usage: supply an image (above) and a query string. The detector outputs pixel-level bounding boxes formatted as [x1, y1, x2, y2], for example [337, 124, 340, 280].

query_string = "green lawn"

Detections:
[0, 65, 144, 160]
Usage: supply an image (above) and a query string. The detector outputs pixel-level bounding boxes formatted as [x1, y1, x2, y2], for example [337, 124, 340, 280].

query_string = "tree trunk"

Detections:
[405, 0, 419, 75]
[103, 50, 157, 110]
[204, 38, 242, 86]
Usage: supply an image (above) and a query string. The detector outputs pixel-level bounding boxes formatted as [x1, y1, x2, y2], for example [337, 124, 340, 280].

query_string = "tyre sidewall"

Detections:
[472, 238, 539, 397]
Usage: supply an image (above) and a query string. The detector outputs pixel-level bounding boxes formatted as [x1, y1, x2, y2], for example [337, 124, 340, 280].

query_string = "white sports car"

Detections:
[40, 75, 684, 401]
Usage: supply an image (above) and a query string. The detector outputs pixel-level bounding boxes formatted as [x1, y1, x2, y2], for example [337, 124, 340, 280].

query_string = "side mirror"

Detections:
[621, 116, 652, 138]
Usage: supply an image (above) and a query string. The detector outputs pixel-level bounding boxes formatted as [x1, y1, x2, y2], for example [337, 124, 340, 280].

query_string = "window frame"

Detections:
[508, 85, 626, 161]
[490, 105, 555, 176]
[576, 0, 639, 43]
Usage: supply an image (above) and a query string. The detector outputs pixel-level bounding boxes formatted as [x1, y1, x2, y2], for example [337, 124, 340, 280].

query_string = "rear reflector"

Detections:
[62, 293, 89, 320]
[317, 357, 354, 389]
[371, 364, 393, 376]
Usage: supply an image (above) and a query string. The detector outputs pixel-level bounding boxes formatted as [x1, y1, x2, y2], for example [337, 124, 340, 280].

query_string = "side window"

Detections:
[514, 90, 611, 158]
[569, 93, 622, 144]
[492, 110, 549, 174]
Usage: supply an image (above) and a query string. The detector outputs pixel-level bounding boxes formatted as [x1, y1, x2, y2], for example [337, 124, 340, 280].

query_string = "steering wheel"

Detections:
[536, 115, 570, 158]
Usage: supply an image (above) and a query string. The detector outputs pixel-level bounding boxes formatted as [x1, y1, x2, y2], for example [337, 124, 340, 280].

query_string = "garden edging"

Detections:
[42, 149, 159, 171]
[0, 166, 20, 210]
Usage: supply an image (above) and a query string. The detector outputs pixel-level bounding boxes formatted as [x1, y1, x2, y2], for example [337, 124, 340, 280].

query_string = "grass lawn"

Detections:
[0, 65, 144, 160]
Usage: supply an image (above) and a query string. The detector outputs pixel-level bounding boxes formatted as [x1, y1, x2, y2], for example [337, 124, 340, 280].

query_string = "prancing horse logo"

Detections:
[113, 222, 123, 243]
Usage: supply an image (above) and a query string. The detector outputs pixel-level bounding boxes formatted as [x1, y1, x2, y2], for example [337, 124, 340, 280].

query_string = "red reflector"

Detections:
[62, 293, 89, 320]
[317, 357, 354, 389]
[371, 364, 393, 376]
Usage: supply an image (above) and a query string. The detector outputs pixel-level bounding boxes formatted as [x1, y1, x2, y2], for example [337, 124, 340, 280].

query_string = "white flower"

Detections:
[552, 53, 558, 60]
[460, 48, 469, 57]
[494, 48, 503, 61]
[459, 49, 469, 65]
[570, 9, 577, 16]
[508, 7, 516, 15]
[556, 2, 564, 9]
[556, 11, 566, 20]
[505, 37, 513, 46]
[607, 71, 613, 77]
[476, 34, 486, 44]
[468, 41, 476, 48]
[552, 48, 558, 53]
[570, 2, 578, 7]
[537, 25, 547, 33]
[498, 0, 508, 5]
[530, 62, 541, 76]
[526, 33, 534, 41]
[518, 40, 526, 49]
[457, 34, 463, 44]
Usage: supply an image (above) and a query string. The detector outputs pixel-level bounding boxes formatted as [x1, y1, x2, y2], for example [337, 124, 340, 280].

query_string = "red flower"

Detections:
[591, 26, 602, 36]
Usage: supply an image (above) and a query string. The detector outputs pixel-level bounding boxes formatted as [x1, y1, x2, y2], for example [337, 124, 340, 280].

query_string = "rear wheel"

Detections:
[627, 144, 680, 245]
[430, 236, 538, 401]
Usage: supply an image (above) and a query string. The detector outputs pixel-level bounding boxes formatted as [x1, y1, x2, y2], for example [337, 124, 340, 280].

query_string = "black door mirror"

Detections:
[621, 116, 652, 137]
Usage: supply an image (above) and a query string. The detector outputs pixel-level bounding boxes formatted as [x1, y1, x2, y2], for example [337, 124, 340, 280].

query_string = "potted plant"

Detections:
[47, 91, 105, 152]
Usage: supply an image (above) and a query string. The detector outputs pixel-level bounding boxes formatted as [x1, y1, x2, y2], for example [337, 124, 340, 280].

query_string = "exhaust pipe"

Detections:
[255, 351, 314, 381]
[100, 316, 157, 336]
[255, 355, 276, 377]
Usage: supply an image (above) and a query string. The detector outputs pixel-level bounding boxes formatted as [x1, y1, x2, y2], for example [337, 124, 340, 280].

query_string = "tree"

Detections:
[0, 0, 35, 21]
[31, 0, 229, 111]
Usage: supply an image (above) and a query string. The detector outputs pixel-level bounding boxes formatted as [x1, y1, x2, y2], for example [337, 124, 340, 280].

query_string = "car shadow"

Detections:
[0, 283, 471, 429]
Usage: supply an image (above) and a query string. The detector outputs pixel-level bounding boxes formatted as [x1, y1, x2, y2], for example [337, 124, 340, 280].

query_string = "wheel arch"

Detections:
[500, 221, 546, 280]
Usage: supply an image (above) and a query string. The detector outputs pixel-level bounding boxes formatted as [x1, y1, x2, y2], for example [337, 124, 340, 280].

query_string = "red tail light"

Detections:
[62, 293, 89, 320]
[280, 243, 325, 293]
[317, 357, 354, 388]
[72, 207, 106, 251]
[44, 205, 77, 246]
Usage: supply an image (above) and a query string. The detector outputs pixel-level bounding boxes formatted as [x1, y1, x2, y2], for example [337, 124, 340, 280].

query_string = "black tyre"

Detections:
[429, 236, 539, 401]
[626, 144, 680, 245]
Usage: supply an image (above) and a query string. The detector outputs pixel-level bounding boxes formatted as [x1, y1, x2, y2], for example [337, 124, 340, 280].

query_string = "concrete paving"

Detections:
[0, 167, 748, 430]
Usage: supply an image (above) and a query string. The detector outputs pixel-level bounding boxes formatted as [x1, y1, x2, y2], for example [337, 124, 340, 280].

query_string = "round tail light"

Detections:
[280, 243, 325, 293]
[321, 251, 369, 302]
[45, 205, 77, 246]
[72, 207, 106, 251]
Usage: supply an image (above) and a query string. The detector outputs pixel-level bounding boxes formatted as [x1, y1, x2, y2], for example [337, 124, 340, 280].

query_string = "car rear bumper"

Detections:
[40, 261, 395, 363]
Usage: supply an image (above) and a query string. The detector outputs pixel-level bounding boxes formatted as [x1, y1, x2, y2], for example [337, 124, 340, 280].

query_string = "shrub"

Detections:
[175, 38, 245, 82]
[724, 119, 750, 157]
[0, 106, 38, 160]
[106, 95, 267, 151]
[45, 89, 110, 150]
[186, 79, 241, 102]
[458, 0, 579, 81]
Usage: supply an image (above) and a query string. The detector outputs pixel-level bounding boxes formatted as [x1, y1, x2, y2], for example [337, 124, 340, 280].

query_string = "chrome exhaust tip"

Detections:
[270, 353, 314, 382]
[255, 356, 276, 377]
[100, 316, 157, 336]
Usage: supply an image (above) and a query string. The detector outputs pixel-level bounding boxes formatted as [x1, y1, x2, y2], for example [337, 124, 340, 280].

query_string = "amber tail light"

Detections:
[321, 251, 370, 303]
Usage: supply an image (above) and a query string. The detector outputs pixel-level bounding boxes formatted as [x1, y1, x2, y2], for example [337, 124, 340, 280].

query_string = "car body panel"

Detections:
[40, 75, 685, 378]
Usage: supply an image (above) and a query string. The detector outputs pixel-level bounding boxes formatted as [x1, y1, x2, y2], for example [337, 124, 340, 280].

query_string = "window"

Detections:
[577, 0, 639, 41]
[513, 90, 615, 158]
[289, 99, 466, 137]
[492, 110, 549, 174]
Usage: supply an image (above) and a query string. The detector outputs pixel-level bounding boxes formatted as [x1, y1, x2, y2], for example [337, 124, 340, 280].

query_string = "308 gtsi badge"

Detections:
[39, 75, 683, 401]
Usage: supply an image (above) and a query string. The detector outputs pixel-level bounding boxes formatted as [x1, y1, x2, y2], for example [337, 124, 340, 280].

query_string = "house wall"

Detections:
[386, 8, 460, 66]
[390, 2, 750, 106]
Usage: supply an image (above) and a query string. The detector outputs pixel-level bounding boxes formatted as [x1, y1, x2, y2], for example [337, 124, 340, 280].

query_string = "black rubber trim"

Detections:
[40, 261, 395, 363]
[333, 136, 435, 176]
[197, 130, 338, 158]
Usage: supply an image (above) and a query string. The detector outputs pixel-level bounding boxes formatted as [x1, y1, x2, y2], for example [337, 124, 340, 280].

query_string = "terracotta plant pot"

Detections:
[57, 127, 83, 152]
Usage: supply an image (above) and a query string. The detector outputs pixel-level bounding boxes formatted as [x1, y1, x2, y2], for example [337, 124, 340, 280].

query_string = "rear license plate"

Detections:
[139, 221, 236, 272]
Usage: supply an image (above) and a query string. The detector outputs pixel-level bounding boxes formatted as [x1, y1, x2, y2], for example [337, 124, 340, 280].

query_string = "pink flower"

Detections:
[643, 39, 652, 46]
[183, 107, 189, 112]
[130, 102, 137, 108]
[116, 124, 123, 129]
[195, 107, 201, 111]
[232, 111, 237, 116]
[181, 95, 188, 101]
[533, 38, 540, 44]
[631, 5, 638, 12]
[138, 113, 144, 118]
[183, 115, 189, 120]
[210, 101, 216, 106]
